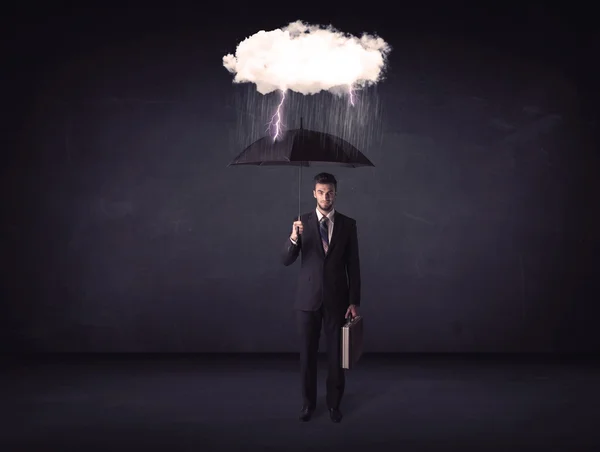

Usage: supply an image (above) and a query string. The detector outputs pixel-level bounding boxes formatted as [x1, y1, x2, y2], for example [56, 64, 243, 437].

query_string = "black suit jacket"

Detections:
[282, 210, 361, 312]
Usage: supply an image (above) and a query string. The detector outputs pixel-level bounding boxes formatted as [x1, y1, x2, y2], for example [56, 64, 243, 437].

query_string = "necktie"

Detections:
[320, 217, 329, 254]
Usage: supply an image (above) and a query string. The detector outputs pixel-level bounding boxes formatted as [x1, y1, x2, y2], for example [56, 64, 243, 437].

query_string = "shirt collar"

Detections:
[316, 207, 335, 223]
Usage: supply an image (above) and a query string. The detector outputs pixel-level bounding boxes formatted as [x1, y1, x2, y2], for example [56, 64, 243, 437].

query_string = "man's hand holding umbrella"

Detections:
[290, 219, 304, 243]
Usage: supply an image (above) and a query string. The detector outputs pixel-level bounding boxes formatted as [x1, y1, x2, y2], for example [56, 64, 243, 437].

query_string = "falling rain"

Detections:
[228, 84, 385, 160]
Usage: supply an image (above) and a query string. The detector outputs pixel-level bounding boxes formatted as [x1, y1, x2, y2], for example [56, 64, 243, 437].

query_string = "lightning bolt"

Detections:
[348, 85, 355, 106]
[266, 86, 353, 140]
[267, 90, 286, 141]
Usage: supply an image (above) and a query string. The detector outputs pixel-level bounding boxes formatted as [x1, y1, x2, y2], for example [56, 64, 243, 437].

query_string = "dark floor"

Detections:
[2, 353, 600, 451]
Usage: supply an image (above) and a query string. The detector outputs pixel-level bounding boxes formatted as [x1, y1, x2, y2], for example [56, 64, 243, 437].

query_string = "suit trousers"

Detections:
[296, 305, 346, 410]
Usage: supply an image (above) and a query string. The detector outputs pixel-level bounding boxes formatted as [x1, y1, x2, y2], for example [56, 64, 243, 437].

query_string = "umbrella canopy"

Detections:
[228, 122, 374, 221]
[228, 127, 374, 168]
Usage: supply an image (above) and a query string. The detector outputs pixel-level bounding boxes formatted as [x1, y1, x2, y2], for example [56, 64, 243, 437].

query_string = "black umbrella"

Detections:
[228, 118, 374, 224]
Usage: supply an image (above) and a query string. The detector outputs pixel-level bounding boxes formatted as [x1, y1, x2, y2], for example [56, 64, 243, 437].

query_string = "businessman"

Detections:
[282, 172, 361, 423]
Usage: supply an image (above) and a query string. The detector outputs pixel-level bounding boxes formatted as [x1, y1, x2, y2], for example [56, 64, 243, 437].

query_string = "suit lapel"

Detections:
[311, 212, 326, 258]
[327, 212, 342, 255]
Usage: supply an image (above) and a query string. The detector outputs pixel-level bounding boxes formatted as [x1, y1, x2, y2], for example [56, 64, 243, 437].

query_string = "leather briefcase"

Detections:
[341, 315, 364, 370]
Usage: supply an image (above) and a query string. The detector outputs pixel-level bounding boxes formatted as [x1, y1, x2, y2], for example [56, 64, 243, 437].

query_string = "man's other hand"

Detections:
[345, 304, 359, 320]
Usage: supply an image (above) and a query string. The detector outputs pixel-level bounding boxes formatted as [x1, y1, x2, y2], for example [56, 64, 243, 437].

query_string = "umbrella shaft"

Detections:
[298, 165, 302, 220]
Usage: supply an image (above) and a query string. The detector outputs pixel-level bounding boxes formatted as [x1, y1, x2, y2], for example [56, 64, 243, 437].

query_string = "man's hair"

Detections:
[313, 172, 337, 191]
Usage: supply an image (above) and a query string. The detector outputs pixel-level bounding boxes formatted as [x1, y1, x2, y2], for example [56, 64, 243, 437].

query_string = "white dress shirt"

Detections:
[290, 207, 335, 246]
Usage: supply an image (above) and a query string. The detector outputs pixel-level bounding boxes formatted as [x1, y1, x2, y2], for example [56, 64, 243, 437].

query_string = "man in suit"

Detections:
[282, 172, 361, 423]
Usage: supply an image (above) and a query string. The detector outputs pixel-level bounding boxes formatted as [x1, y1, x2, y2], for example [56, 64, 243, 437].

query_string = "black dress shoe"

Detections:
[329, 408, 343, 423]
[299, 406, 314, 422]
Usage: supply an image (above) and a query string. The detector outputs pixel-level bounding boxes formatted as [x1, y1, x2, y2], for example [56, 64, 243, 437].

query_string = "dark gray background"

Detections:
[3, 4, 598, 353]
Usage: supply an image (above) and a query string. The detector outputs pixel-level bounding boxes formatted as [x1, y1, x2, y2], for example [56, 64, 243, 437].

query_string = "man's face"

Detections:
[313, 183, 336, 212]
